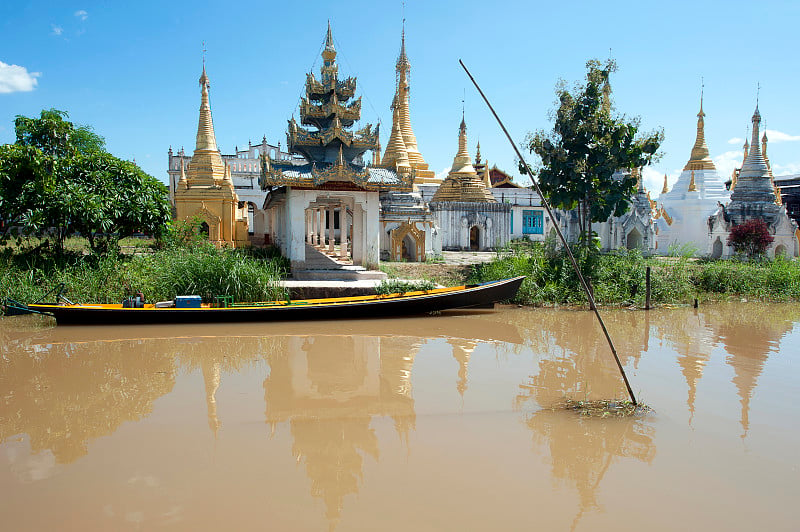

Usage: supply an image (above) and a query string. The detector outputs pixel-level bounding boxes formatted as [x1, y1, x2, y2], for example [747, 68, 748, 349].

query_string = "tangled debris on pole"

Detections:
[556, 398, 653, 418]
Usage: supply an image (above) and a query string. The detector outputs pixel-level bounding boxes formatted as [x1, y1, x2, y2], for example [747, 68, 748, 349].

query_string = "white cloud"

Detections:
[765, 129, 800, 143]
[0, 62, 41, 93]
[51, 25, 63, 36]
[74, 10, 88, 21]
[713, 150, 743, 180]
[727, 137, 744, 145]
[772, 162, 800, 176]
[435, 166, 450, 180]
[642, 166, 681, 199]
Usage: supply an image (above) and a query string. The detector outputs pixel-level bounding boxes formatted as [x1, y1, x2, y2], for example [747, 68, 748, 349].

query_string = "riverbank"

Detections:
[3, 238, 799, 308]
[383, 244, 800, 306]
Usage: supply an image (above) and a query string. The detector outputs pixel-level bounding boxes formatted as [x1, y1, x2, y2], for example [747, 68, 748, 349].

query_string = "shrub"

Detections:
[727, 219, 774, 258]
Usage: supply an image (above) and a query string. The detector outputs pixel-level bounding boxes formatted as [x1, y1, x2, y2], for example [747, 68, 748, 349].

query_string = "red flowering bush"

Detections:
[727, 218, 774, 258]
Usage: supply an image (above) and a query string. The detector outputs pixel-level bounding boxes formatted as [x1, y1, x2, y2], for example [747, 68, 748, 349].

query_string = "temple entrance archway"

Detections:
[775, 244, 787, 257]
[200, 221, 209, 235]
[469, 226, 480, 251]
[303, 195, 356, 265]
[402, 234, 416, 261]
[390, 221, 425, 262]
[626, 228, 642, 250]
[711, 237, 723, 259]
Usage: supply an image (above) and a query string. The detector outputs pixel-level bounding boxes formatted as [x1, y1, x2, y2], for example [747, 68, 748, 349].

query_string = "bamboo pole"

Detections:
[459, 60, 637, 405]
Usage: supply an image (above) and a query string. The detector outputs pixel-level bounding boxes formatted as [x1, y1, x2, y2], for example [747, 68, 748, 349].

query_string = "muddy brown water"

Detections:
[0, 304, 798, 531]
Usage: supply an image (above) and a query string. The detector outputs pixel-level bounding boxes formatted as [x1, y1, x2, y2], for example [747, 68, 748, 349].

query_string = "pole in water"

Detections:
[645, 266, 651, 310]
[459, 59, 638, 406]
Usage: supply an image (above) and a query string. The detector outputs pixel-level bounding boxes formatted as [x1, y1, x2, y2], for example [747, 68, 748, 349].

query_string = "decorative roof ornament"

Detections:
[662, 174, 669, 194]
[688, 169, 697, 191]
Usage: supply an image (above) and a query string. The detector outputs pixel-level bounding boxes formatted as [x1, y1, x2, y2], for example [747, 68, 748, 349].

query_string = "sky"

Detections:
[1, 0, 799, 198]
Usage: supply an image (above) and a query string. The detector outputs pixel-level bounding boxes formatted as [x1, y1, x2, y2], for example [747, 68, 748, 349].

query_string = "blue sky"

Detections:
[1, 0, 799, 197]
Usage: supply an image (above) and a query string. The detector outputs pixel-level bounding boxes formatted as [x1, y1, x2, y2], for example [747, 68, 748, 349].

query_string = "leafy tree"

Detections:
[727, 218, 774, 258]
[0, 109, 169, 254]
[14, 108, 105, 157]
[524, 59, 663, 246]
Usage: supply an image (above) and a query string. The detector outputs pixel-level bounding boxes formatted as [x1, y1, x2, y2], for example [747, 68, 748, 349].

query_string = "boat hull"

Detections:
[29, 277, 525, 325]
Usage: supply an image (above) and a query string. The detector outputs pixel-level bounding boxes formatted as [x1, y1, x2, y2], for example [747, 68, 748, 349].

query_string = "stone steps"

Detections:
[292, 244, 387, 281]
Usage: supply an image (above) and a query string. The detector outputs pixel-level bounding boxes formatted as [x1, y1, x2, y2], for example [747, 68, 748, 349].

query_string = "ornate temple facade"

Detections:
[259, 24, 412, 271]
[173, 66, 250, 247]
[429, 118, 510, 251]
[655, 97, 730, 255]
[708, 105, 798, 258]
[596, 169, 657, 252]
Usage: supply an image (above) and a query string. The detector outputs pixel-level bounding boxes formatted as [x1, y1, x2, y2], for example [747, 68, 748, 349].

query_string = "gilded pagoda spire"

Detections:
[683, 89, 716, 171]
[661, 174, 669, 194]
[186, 64, 227, 185]
[196, 65, 219, 152]
[395, 26, 424, 166]
[381, 94, 410, 170]
[380, 24, 436, 184]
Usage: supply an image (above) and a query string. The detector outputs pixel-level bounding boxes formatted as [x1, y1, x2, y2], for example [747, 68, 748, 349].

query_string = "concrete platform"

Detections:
[281, 279, 384, 299]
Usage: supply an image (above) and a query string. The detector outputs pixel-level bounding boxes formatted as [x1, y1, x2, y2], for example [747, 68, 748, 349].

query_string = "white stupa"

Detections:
[655, 95, 730, 255]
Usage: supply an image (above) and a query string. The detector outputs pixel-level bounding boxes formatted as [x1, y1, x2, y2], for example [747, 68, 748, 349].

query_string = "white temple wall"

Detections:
[656, 168, 730, 256]
[431, 203, 511, 251]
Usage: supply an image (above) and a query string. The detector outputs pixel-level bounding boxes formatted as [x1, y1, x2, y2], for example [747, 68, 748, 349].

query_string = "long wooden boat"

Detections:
[23, 277, 525, 325]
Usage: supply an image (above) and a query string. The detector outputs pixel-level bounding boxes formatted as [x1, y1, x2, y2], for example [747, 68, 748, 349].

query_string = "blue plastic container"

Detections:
[175, 295, 202, 309]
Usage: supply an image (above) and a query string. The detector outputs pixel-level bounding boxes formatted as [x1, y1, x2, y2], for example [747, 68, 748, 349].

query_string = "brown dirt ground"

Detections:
[380, 262, 473, 287]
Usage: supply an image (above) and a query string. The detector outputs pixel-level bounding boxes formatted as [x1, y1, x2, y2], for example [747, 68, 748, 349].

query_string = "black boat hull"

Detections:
[29, 277, 525, 325]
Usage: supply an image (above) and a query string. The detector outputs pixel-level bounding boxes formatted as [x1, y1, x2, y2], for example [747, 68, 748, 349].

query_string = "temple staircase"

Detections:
[292, 244, 387, 281]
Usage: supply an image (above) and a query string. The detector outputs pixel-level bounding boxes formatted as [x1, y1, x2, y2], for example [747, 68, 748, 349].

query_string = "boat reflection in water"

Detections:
[0, 304, 798, 531]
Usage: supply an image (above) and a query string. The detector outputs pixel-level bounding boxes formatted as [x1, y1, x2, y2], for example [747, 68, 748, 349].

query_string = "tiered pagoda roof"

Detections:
[261, 23, 411, 192]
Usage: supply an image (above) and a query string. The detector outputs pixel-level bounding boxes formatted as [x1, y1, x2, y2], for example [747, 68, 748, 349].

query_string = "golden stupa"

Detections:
[432, 117, 496, 203]
[174, 64, 249, 247]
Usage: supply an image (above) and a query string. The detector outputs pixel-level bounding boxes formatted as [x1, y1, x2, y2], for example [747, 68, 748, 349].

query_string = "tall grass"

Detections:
[469, 242, 800, 306]
[0, 241, 288, 305]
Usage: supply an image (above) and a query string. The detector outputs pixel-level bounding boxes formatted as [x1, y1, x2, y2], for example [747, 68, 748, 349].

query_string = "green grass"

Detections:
[0, 240, 289, 306]
[468, 242, 800, 306]
[375, 279, 437, 295]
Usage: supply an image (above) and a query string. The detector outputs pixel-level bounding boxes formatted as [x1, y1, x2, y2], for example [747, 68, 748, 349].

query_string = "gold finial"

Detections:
[322, 21, 336, 62]
[662, 174, 669, 194]
[688, 169, 697, 191]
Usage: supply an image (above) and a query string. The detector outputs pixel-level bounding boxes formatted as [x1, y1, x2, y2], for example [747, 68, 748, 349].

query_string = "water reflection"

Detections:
[705, 304, 798, 437]
[0, 304, 797, 530]
[264, 335, 418, 525]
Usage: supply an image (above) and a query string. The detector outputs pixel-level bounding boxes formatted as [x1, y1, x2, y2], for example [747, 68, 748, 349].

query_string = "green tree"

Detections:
[0, 109, 169, 254]
[525, 59, 663, 246]
[14, 108, 105, 157]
